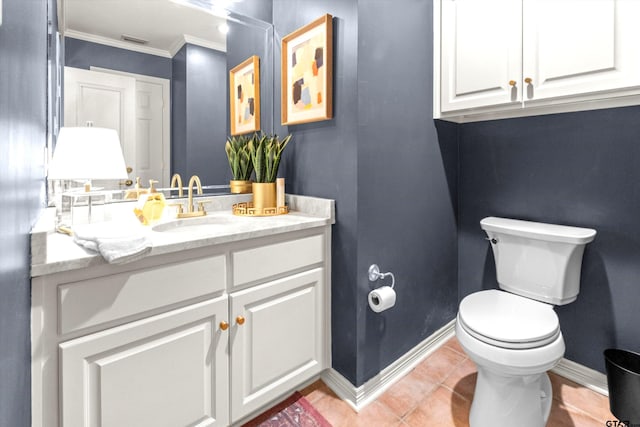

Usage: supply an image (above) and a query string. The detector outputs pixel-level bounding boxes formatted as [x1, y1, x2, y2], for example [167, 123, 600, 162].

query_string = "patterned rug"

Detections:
[242, 392, 332, 427]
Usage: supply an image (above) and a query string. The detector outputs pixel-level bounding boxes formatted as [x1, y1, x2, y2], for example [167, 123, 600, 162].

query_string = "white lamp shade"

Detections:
[48, 127, 128, 180]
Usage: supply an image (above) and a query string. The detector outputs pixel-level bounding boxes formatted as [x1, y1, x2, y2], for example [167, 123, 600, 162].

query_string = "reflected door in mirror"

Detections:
[65, 67, 171, 189]
[64, 67, 135, 189]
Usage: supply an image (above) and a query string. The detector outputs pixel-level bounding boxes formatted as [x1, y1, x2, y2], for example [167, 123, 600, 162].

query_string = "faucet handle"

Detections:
[168, 202, 184, 215]
[197, 201, 208, 214]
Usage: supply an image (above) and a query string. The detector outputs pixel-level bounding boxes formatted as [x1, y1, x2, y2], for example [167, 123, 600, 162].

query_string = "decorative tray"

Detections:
[232, 202, 289, 217]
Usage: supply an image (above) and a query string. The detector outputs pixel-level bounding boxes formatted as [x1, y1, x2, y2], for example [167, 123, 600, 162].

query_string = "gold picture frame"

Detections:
[229, 55, 260, 135]
[281, 14, 333, 125]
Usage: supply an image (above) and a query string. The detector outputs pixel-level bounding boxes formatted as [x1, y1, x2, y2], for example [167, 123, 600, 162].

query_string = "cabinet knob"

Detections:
[509, 80, 516, 86]
[219, 321, 229, 331]
[236, 316, 246, 325]
[524, 77, 533, 84]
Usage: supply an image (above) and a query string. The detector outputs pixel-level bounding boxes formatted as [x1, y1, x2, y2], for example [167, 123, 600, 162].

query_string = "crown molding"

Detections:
[167, 34, 226, 57]
[63, 30, 172, 58]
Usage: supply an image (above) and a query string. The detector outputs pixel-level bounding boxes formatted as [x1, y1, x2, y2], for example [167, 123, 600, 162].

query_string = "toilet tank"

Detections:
[480, 217, 596, 305]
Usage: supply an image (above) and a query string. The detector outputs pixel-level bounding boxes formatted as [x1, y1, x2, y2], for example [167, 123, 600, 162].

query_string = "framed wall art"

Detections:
[230, 55, 260, 135]
[281, 14, 333, 125]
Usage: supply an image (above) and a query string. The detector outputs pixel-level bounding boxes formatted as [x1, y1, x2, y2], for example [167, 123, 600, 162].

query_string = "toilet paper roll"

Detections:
[368, 286, 396, 313]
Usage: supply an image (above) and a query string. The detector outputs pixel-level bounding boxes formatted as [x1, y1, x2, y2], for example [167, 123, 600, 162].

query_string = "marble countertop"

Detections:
[31, 194, 335, 277]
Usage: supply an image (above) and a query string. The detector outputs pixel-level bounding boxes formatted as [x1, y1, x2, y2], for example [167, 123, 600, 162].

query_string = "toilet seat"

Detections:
[458, 290, 560, 350]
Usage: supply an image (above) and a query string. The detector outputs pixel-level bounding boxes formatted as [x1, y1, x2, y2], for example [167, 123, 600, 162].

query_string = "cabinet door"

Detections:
[523, 0, 640, 103]
[230, 268, 326, 422]
[440, 0, 522, 112]
[60, 297, 229, 427]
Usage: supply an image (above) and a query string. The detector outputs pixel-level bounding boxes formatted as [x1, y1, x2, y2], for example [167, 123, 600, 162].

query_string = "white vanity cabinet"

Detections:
[31, 227, 331, 427]
[59, 296, 230, 427]
[229, 233, 326, 420]
[437, 0, 640, 120]
[230, 269, 325, 420]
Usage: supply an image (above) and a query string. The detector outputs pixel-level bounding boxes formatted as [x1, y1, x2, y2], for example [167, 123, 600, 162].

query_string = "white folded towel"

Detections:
[72, 222, 152, 264]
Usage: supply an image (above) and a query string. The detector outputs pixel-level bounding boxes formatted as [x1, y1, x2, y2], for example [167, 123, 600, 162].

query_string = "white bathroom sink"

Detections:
[151, 215, 233, 233]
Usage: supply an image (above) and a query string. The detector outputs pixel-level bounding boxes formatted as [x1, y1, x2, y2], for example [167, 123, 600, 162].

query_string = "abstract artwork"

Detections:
[230, 55, 260, 135]
[281, 14, 333, 125]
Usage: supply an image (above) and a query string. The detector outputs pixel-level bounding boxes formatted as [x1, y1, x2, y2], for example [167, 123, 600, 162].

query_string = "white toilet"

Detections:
[456, 216, 596, 427]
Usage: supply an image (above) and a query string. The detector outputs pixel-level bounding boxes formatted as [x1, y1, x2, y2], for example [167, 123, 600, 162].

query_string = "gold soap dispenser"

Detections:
[134, 180, 166, 225]
[125, 177, 148, 200]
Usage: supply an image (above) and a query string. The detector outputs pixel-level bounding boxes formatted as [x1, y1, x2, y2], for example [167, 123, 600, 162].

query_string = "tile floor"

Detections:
[298, 337, 616, 427]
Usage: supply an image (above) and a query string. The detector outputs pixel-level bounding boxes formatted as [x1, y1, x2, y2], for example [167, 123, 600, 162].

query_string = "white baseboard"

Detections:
[322, 319, 609, 412]
[322, 319, 456, 412]
[551, 358, 609, 396]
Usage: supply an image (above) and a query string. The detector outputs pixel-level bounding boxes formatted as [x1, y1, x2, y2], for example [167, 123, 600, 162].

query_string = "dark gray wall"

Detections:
[273, 0, 361, 383]
[185, 44, 228, 184]
[226, 14, 274, 140]
[171, 45, 188, 177]
[228, 0, 272, 24]
[0, 0, 47, 424]
[355, 0, 457, 384]
[457, 106, 640, 372]
[65, 37, 172, 80]
[273, 0, 458, 386]
[171, 44, 228, 184]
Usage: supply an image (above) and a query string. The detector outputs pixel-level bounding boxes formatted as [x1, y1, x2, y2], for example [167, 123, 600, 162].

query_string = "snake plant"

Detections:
[225, 134, 254, 180]
[248, 133, 293, 183]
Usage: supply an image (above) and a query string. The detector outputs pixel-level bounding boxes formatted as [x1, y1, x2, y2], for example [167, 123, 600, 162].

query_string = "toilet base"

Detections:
[470, 367, 552, 427]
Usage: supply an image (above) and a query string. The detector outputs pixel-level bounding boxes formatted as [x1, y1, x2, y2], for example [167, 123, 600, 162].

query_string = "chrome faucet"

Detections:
[177, 175, 206, 218]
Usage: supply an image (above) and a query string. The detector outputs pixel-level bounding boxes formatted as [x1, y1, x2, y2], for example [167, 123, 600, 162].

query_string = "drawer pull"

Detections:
[219, 321, 229, 331]
[509, 80, 516, 86]
[524, 77, 533, 84]
[236, 316, 245, 325]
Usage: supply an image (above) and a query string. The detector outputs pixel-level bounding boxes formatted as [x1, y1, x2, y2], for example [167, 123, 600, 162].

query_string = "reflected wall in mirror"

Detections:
[48, 0, 273, 202]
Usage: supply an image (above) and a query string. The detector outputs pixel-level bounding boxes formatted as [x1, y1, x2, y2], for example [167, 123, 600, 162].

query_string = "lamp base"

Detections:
[57, 190, 112, 229]
[56, 225, 73, 235]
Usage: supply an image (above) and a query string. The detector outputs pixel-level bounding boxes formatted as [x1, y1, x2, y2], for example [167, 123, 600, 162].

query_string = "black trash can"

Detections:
[604, 348, 640, 424]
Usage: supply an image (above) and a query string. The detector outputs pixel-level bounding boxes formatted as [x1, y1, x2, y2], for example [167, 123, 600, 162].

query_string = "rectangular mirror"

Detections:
[47, 0, 273, 204]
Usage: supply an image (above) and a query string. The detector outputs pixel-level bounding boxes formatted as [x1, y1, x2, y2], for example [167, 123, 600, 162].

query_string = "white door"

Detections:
[92, 67, 171, 188]
[523, 0, 640, 104]
[440, 0, 522, 112]
[135, 80, 168, 187]
[229, 268, 326, 422]
[64, 67, 136, 188]
[59, 297, 229, 427]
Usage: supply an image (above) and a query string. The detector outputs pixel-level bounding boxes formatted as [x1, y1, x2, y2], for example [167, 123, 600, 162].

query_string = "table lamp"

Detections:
[49, 127, 128, 231]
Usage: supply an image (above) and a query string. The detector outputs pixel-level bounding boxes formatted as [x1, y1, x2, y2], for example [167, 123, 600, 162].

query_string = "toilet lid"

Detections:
[458, 290, 560, 349]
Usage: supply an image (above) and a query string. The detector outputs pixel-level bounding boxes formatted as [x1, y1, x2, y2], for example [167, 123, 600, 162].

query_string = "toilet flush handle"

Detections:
[485, 237, 498, 244]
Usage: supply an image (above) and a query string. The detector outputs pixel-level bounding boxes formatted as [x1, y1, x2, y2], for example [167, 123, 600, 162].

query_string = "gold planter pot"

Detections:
[229, 180, 252, 194]
[251, 182, 277, 209]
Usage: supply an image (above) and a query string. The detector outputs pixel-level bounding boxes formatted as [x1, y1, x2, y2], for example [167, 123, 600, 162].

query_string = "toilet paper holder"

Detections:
[368, 264, 395, 289]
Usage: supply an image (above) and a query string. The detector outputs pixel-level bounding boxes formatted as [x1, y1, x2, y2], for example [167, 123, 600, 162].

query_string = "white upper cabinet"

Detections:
[436, 0, 640, 121]
[440, 0, 522, 112]
[522, 0, 640, 103]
